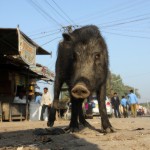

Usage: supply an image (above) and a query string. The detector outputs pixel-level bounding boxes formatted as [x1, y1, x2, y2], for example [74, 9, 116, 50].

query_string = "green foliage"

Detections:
[107, 72, 140, 99]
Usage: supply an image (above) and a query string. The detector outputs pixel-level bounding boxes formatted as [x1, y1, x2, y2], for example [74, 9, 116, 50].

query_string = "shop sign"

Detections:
[30, 66, 55, 81]
[18, 29, 36, 66]
[41, 66, 55, 80]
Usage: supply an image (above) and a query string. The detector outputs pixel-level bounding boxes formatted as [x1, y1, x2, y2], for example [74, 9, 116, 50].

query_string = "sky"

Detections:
[1, 0, 150, 103]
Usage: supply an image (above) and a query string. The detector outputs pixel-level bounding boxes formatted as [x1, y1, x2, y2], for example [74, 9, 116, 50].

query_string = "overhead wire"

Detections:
[75, 0, 134, 24]
[26, 0, 77, 51]
[76, 0, 150, 41]
[98, 12, 150, 27]
[101, 27, 150, 34]
[32, 30, 61, 40]
[26, 0, 84, 51]
[41, 37, 61, 46]
[101, 30, 150, 39]
[51, 0, 76, 25]
[99, 0, 150, 20]
[100, 16, 150, 28]
[26, 0, 63, 27]
[98, 13, 150, 39]
[74, 0, 150, 38]
[76, 0, 144, 24]
[27, 1, 150, 46]
[26, 0, 51, 23]
[29, 28, 61, 37]
[44, 0, 72, 25]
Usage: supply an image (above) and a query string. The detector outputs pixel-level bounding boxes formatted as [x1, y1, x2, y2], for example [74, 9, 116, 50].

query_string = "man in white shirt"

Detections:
[40, 87, 52, 123]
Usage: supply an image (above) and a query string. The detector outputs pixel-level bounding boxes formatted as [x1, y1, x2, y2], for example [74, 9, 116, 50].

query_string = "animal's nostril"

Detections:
[71, 83, 90, 99]
[74, 89, 87, 94]
[82, 90, 87, 93]
[72, 88, 87, 94]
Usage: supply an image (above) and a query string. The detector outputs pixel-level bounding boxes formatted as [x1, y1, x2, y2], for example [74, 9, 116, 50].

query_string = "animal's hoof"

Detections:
[64, 126, 79, 133]
[80, 121, 94, 129]
[47, 122, 54, 127]
[103, 127, 115, 133]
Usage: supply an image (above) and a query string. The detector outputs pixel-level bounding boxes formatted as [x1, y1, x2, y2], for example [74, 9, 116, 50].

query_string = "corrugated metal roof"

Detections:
[0, 28, 51, 55]
[0, 55, 54, 81]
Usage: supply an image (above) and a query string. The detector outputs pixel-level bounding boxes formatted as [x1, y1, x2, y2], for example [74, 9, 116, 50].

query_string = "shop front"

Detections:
[0, 27, 54, 121]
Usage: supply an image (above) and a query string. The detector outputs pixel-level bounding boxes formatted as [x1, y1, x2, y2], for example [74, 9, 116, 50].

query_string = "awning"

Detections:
[0, 28, 51, 56]
[0, 55, 54, 81]
[0, 27, 54, 81]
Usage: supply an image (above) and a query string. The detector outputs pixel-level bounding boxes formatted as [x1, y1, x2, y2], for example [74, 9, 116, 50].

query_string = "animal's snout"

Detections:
[71, 83, 90, 99]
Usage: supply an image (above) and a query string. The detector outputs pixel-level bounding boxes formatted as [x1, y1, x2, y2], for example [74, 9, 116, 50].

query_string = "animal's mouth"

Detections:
[71, 83, 90, 99]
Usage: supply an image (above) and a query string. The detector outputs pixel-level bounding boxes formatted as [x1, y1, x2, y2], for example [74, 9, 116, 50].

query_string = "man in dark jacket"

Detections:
[111, 92, 121, 118]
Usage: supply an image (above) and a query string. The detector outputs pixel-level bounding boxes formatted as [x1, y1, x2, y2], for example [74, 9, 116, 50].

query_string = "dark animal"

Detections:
[50, 25, 113, 133]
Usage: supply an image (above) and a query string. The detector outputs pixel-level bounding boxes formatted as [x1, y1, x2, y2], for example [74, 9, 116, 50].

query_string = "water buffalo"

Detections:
[50, 25, 113, 133]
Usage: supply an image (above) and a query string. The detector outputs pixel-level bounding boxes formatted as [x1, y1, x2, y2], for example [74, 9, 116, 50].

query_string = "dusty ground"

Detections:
[0, 116, 150, 150]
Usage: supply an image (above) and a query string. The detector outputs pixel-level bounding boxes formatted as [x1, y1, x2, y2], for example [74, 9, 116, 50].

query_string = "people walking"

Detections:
[111, 92, 121, 118]
[40, 87, 52, 126]
[121, 96, 129, 118]
[128, 89, 138, 117]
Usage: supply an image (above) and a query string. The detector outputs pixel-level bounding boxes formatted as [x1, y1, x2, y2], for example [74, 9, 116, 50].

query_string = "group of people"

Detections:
[111, 90, 138, 118]
[36, 87, 138, 128]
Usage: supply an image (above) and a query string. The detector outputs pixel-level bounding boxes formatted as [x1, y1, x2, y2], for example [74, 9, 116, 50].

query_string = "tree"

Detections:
[107, 72, 140, 99]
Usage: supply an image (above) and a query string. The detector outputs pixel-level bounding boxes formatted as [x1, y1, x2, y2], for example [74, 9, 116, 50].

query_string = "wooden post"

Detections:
[26, 66, 29, 120]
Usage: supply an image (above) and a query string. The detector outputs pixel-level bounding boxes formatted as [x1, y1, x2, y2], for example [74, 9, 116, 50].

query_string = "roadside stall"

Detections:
[29, 64, 55, 121]
[0, 27, 54, 121]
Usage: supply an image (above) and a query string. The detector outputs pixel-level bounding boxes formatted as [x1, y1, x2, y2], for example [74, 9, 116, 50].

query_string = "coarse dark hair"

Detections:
[44, 87, 48, 90]
[130, 90, 133, 93]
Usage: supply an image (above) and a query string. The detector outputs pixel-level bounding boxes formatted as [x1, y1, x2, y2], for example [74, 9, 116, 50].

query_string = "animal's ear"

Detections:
[62, 33, 72, 41]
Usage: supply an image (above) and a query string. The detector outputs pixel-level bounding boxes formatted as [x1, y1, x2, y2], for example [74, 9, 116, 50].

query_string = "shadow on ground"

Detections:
[0, 125, 101, 150]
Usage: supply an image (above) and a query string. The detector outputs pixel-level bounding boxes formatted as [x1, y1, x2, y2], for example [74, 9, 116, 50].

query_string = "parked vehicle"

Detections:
[105, 97, 113, 117]
[85, 101, 94, 119]
[92, 100, 99, 116]
[92, 96, 113, 117]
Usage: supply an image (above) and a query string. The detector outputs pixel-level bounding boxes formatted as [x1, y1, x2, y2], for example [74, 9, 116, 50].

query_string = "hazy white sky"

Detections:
[1, 0, 150, 103]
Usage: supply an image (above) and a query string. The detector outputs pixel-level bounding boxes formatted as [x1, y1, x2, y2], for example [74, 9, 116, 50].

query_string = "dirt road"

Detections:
[0, 117, 150, 150]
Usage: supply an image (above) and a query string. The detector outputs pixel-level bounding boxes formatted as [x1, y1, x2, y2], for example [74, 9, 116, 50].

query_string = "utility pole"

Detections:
[62, 25, 73, 33]
[62, 25, 81, 33]
[67, 25, 73, 33]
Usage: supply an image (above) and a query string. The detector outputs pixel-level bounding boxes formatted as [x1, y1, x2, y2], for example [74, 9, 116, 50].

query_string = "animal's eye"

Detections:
[95, 53, 100, 59]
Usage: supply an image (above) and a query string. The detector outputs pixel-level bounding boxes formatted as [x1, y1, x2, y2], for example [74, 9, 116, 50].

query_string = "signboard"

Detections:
[18, 29, 36, 66]
[41, 66, 55, 80]
[30, 66, 55, 81]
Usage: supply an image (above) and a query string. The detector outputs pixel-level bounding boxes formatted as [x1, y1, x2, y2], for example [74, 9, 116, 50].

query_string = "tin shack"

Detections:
[0, 27, 54, 121]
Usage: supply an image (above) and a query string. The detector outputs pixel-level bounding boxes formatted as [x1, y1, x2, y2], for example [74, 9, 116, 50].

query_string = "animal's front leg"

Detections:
[53, 75, 63, 109]
[98, 85, 114, 133]
[65, 98, 79, 132]
[48, 75, 63, 127]
[78, 100, 86, 124]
